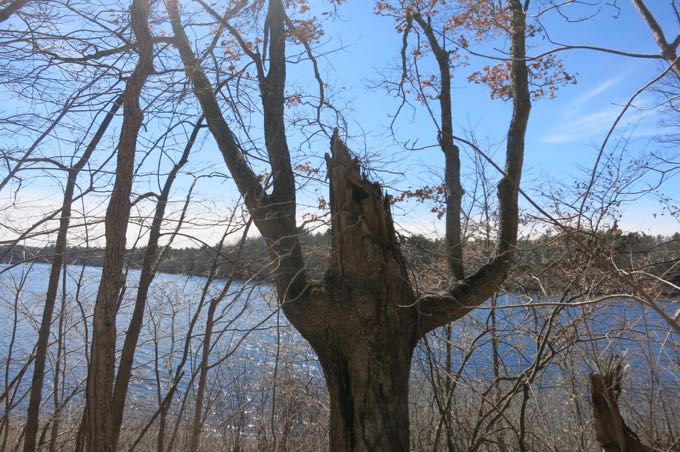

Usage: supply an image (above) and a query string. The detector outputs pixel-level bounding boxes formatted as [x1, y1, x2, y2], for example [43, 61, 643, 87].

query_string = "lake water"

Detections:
[1, 262, 678, 425]
[0, 262, 319, 421]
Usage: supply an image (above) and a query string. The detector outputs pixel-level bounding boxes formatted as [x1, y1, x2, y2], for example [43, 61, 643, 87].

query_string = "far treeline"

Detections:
[3, 229, 679, 296]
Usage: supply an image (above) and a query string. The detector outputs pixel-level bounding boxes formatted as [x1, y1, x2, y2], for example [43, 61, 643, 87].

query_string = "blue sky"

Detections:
[294, 0, 680, 236]
[1, 0, 678, 248]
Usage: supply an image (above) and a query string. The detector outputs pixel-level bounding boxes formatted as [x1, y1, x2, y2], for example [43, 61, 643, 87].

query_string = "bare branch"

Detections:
[418, 0, 531, 333]
[0, 0, 27, 22]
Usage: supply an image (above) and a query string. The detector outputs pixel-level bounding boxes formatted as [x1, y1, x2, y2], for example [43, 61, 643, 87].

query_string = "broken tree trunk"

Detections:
[590, 355, 652, 452]
[282, 131, 420, 451]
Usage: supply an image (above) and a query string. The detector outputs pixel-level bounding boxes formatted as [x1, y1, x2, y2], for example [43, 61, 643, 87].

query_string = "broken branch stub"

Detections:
[325, 130, 408, 292]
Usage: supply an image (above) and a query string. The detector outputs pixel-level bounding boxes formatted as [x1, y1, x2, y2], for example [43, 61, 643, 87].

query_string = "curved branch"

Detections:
[412, 12, 465, 280]
[166, 0, 306, 298]
[166, 1, 265, 208]
[418, 0, 531, 334]
[577, 60, 678, 229]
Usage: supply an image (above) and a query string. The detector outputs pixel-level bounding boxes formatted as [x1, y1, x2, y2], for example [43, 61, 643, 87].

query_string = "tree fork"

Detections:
[283, 131, 420, 451]
[169, 0, 531, 448]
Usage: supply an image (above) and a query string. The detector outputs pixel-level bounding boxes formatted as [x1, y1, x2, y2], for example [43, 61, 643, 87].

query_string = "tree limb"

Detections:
[412, 12, 465, 280]
[0, 0, 27, 22]
[166, 0, 307, 298]
[417, 0, 531, 333]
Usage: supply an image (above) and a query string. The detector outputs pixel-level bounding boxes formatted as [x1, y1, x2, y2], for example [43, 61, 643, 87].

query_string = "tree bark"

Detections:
[0, 0, 28, 22]
[282, 132, 419, 451]
[319, 336, 414, 451]
[84, 1, 153, 450]
[590, 355, 652, 452]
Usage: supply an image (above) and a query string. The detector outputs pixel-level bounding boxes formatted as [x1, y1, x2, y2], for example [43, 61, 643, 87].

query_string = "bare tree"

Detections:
[2, 0, 677, 451]
[164, 0, 530, 448]
[109, 116, 202, 444]
[22, 94, 122, 452]
[83, 1, 154, 450]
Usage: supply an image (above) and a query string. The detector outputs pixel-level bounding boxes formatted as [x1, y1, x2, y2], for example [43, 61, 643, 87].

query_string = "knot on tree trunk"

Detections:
[325, 130, 407, 290]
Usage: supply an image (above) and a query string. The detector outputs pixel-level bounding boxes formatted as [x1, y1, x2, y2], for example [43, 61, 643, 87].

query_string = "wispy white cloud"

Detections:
[539, 75, 660, 145]
[538, 76, 624, 144]
[540, 108, 620, 144]
[572, 76, 624, 108]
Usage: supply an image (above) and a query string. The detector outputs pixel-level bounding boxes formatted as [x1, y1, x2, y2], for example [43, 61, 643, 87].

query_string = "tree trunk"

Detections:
[318, 333, 413, 451]
[110, 117, 200, 444]
[22, 95, 121, 452]
[189, 300, 215, 452]
[83, 1, 153, 450]
[590, 355, 652, 452]
[282, 131, 420, 451]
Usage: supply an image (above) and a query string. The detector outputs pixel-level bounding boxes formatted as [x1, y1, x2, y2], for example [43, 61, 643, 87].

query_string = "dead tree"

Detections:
[590, 355, 652, 452]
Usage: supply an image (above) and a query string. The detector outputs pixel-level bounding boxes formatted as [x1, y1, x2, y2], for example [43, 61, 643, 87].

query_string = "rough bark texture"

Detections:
[286, 132, 418, 451]
[84, 1, 153, 450]
[590, 355, 652, 452]
[22, 96, 122, 452]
